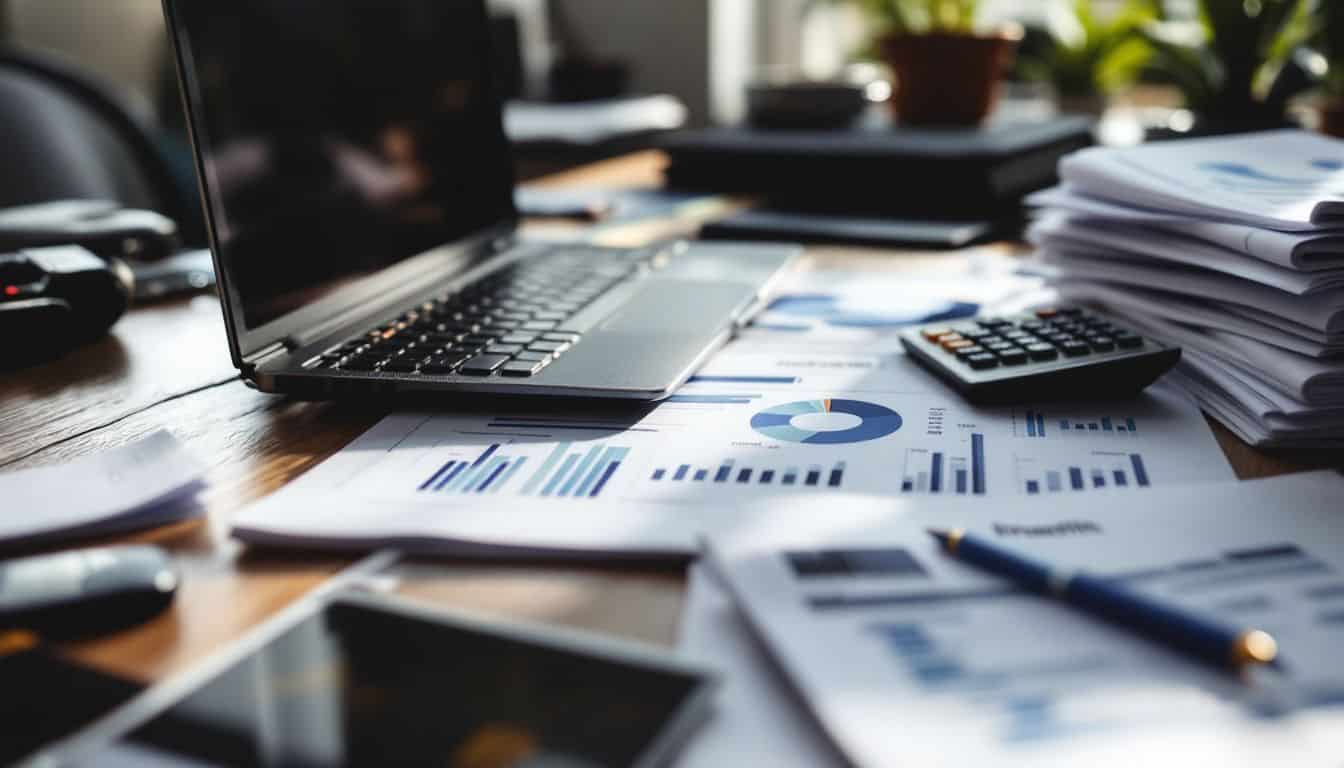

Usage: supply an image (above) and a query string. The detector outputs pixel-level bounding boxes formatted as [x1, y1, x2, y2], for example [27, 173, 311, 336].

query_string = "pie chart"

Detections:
[751, 399, 903, 445]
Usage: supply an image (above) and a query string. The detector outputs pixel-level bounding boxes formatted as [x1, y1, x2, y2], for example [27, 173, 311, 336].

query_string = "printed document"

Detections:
[705, 472, 1344, 767]
[232, 340, 1233, 555]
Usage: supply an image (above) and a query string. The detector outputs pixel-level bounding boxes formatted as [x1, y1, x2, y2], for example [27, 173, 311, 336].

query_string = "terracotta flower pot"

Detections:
[880, 30, 1020, 126]
[1321, 102, 1344, 139]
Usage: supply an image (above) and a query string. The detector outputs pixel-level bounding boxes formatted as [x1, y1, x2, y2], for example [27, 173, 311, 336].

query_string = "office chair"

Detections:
[0, 46, 203, 244]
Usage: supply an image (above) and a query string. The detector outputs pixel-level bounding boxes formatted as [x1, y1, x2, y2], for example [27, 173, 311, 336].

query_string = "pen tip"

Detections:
[927, 529, 950, 542]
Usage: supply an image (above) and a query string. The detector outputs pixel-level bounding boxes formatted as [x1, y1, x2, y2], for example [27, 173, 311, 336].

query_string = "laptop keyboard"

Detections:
[312, 247, 648, 378]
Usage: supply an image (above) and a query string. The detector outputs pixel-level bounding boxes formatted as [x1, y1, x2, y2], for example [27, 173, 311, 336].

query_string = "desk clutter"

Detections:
[1028, 130, 1344, 450]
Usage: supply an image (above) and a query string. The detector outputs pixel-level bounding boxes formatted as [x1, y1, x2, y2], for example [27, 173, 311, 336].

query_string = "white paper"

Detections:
[1027, 186, 1344, 271]
[706, 473, 1344, 767]
[1040, 250, 1344, 334]
[1057, 280, 1342, 357]
[1029, 214, 1344, 295]
[1059, 130, 1344, 230]
[0, 431, 205, 546]
[675, 566, 846, 768]
[232, 339, 1233, 556]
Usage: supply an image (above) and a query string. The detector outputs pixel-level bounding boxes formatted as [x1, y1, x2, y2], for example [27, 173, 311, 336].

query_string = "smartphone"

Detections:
[25, 592, 718, 768]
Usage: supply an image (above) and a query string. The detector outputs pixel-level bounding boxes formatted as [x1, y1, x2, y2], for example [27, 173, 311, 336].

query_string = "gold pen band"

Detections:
[1230, 629, 1278, 666]
[944, 529, 966, 554]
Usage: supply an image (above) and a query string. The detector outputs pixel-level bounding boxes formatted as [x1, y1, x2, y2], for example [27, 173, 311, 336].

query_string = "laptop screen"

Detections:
[169, 0, 516, 333]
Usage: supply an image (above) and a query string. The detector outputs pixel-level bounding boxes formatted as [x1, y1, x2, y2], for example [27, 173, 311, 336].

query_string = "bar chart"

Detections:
[416, 441, 630, 499]
[899, 434, 986, 495]
[649, 457, 847, 490]
[1016, 452, 1150, 495]
[1016, 410, 1140, 439]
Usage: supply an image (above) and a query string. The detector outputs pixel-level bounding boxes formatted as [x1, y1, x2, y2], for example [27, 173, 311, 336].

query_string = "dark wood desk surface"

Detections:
[0, 151, 1328, 686]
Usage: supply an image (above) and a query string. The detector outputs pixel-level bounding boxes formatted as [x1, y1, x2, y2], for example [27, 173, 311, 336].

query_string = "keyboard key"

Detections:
[459, 354, 511, 376]
[1025, 343, 1059, 361]
[499, 333, 538, 345]
[528, 340, 572, 355]
[342, 356, 383, 371]
[1087, 336, 1115, 352]
[383, 357, 422, 373]
[1116, 333, 1144, 349]
[462, 334, 497, 347]
[486, 344, 524, 355]
[542, 332, 581, 343]
[966, 353, 999, 370]
[513, 350, 552, 363]
[522, 320, 558, 332]
[421, 353, 472, 374]
[1061, 341, 1091, 357]
[996, 348, 1029, 365]
[500, 359, 550, 377]
[531, 310, 568, 321]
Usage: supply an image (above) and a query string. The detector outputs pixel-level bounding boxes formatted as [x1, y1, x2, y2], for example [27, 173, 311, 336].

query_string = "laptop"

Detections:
[161, 0, 796, 400]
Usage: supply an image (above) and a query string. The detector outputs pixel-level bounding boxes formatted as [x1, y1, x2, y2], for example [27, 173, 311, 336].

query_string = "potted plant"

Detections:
[1018, 0, 1157, 115]
[835, 0, 1021, 126]
[1141, 0, 1311, 135]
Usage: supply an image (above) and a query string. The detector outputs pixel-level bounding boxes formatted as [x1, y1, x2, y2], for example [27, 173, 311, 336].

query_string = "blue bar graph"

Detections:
[1029, 412, 1139, 437]
[972, 434, 986, 494]
[521, 443, 570, 495]
[474, 458, 510, 492]
[649, 458, 845, 491]
[955, 469, 967, 494]
[1069, 467, 1084, 490]
[1020, 454, 1150, 495]
[541, 454, 579, 496]
[1131, 454, 1150, 487]
[930, 453, 943, 493]
[419, 460, 457, 491]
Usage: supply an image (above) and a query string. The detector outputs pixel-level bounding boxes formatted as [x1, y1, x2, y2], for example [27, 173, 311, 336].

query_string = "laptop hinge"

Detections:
[241, 341, 290, 373]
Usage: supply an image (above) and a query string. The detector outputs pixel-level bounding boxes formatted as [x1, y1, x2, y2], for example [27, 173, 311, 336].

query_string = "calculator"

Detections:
[899, 307, 1181, 404]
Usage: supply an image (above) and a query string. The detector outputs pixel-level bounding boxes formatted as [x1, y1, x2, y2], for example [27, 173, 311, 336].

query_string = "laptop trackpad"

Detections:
[598, 280, 756, 335]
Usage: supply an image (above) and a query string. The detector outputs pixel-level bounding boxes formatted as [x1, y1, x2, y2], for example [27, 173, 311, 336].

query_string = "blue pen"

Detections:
[928, 529, 1280, 670]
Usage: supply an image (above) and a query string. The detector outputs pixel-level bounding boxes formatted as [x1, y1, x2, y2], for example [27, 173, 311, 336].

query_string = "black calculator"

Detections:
[900, 307, 1181, 404]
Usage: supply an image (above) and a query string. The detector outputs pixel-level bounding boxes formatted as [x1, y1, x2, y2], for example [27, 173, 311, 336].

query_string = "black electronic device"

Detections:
[0, 545, 178, 640]
[31, 592, 717, 768]
[662, 116, 1095, 217]
[0, 245, 133, 366]
[0, 200, 179, 263]
[900, 307, 1181, 404]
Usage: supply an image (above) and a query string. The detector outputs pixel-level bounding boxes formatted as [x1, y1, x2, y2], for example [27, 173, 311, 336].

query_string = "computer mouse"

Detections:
[0, 246, 133, 367]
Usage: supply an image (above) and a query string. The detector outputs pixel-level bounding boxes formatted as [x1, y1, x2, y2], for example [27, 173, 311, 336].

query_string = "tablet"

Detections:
[29, 593, 717, 767]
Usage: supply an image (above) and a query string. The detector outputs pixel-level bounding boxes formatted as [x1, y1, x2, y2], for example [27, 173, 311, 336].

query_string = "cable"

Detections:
[0, 373, 240, 470]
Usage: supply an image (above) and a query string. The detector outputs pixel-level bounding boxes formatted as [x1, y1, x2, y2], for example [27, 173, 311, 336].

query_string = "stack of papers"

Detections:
[0, 431, 206, 549]
[1026, 130, 1344, 449]
[701, 472, 1344, 767]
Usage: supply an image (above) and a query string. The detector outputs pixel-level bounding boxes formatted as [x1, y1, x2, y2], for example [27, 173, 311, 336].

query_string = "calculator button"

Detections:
[922, 327, 954, 341]
[996, 349, 1029, 365]
[986, 342, 1016, 352]
[1003, 331, 1033, 342]
[976, 317, 1012, 328]
[943, 339, 976, 352]
[966, 353, 999, 370]
[955, 346, 987, 359]
[1025, 343, 1059, 361]
[977, 335, 1005, 346]
[1061, 341, 1091, 357]
[1115, 333, 1144, 349]
[1087, 336, 1116, 352]
[959, 327, 993, 340]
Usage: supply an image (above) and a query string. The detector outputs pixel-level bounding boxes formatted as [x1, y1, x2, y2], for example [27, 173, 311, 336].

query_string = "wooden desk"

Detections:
[0, 151, 1329, 688]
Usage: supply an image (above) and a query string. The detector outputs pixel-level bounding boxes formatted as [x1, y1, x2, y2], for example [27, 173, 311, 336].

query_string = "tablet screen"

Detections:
[77, 600, 707, 767]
